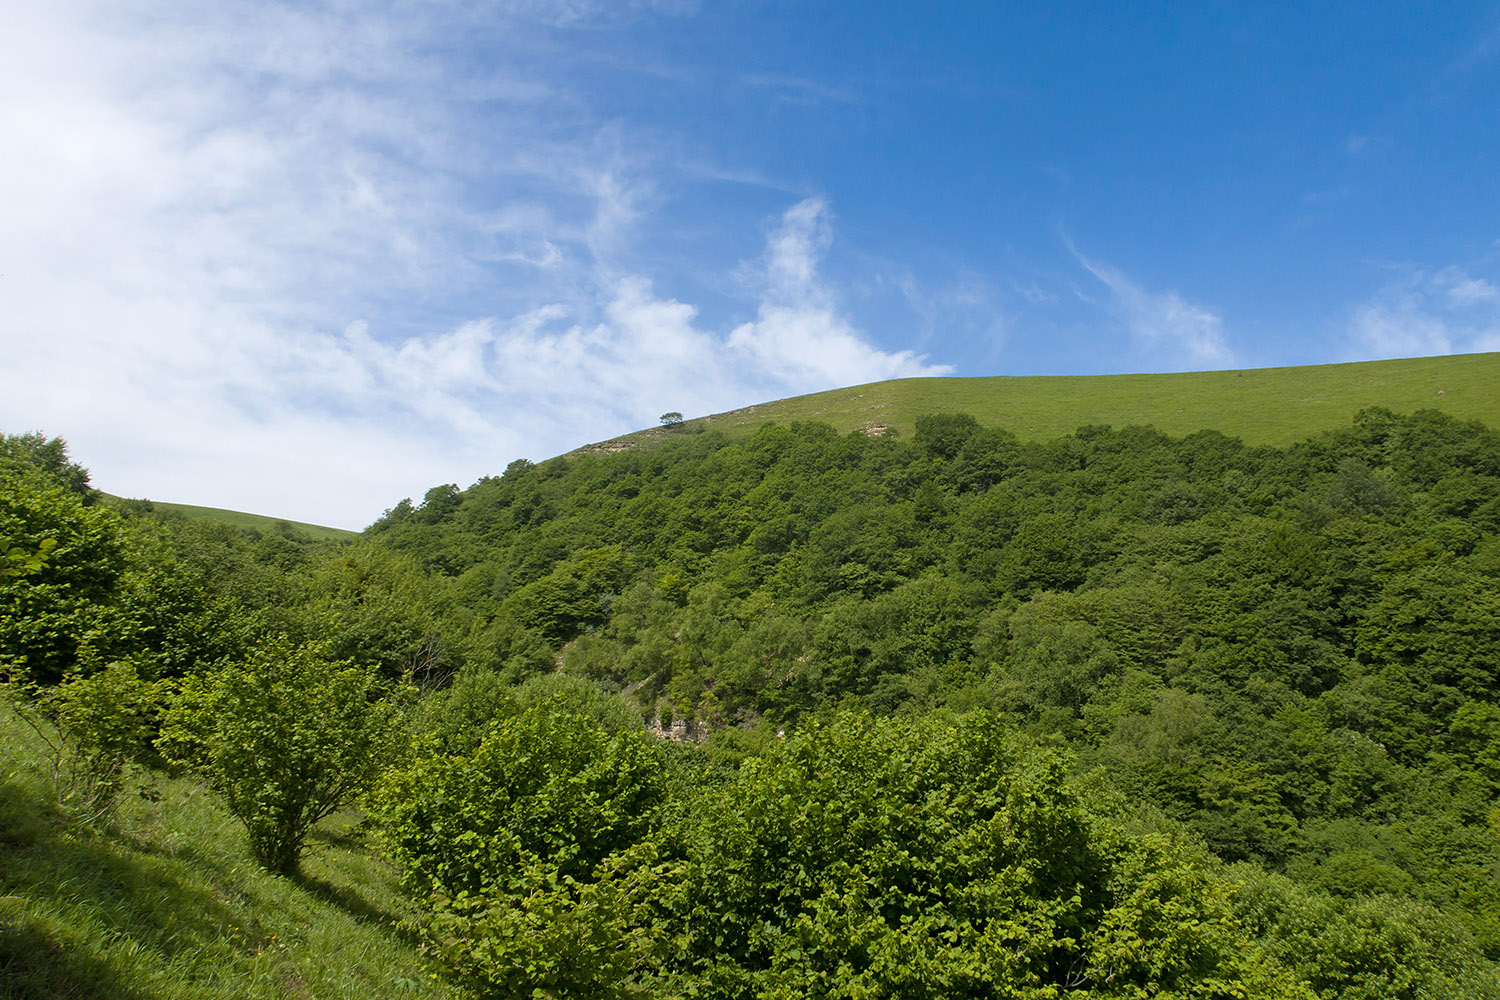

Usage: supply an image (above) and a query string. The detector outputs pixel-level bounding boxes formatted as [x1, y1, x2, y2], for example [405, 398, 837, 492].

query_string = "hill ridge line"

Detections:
[572, 352, 1499, 457]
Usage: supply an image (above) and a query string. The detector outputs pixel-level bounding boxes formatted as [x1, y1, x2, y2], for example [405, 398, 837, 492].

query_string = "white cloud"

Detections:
[0, 1, 946, 528]
[727, 199, 952, 389]
[1073, 252, 1233, 367]
[1434, 266, 1500, 307]
[1347, 264, 1500, 360]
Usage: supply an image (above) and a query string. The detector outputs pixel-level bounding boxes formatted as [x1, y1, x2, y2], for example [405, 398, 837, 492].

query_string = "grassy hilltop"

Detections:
[110, 355, 1499, 534]
[587, 352, 1500, 452]
[103, 497, 359, 542]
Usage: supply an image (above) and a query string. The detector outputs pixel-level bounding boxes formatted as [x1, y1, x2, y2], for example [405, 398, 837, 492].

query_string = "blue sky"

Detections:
[2, 1, 1498, 527]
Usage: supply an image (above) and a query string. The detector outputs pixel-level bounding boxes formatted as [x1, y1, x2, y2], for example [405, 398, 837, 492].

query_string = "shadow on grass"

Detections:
[294, 821, 423, 945]
[0, 777, 250, 1000]
[307, 819, 368, 852]
[0, 916, 152, 1000]
[292, 871, 421, 946]
[0, 777, 60, 850]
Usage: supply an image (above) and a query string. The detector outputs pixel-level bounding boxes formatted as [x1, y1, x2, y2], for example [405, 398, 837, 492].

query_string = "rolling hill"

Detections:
[8, 353, 1500, 998]
[103, 496, 359, 542]
[89, 353, 1499, 540]
[581, 352, 1500, 454]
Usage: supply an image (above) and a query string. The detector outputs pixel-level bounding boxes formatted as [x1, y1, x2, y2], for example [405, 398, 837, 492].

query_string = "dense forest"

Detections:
[4, 408, 1500, 998]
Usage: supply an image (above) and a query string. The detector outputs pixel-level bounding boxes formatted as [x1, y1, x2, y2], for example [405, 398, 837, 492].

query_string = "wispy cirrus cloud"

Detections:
[1347, 264, 1500, 359]
[1070, 249, 1234, 368]
[740, 73, 863, 107]
[0, 0, 943, 528]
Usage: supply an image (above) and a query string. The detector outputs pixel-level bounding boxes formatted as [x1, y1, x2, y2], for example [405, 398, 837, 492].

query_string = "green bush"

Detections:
[7, 658, 166, 826]
[373, 699, 669, 996]
[666, 712, 1310, 998]
[418, 846, 672, 1000]
[158, 639, 407, 874]
[407, 663, 518, 755]
[514, 672, 643, 732]
[0, 470, 131, 684]
[1233, 867, 1500, 999]
[375, 697, 666, 896]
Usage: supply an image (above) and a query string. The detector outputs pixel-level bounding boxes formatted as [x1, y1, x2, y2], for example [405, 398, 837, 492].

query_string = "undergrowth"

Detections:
[0, 703, 454, 1000]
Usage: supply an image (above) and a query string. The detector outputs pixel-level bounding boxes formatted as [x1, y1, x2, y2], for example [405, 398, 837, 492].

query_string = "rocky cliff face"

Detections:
[648, 713, 709, 744]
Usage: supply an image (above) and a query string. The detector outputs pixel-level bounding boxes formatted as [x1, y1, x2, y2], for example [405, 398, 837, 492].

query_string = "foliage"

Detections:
[2, 534, 57, 578]
[514, 671, 644, 731]
[374, 698, 667, 896]
[6, 659, 167, 826]
[114, 515, 306, 678]
[158, 640, 407, 874]
[417, 847, 672, 1000]
[660, 712, 1307, 998]
[0, 430, 93, 496]
[1233, 866, 1500, 999]
[12, 394, 1500, 994]
[501, 544, 632, 646]
[0, 706, 456, 1000]
[407, 662, 520, 754]
[358, 404, 1500, 993]
[374, 699, 669, 997]
[303, 540, 465, 683]
[375, 709, 1317, 998]
[1, 466, 132, 683]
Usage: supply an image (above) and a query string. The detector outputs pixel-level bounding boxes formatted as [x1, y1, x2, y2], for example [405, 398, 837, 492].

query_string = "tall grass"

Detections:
[0, 704, 452, 1000]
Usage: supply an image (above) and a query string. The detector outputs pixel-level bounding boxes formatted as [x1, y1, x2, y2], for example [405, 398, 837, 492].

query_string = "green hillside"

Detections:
[590, 352, 1500, 453]
[105, 496, 359, 542]
[9, 365, 1500, 998]
[0, 706, 452, 1000]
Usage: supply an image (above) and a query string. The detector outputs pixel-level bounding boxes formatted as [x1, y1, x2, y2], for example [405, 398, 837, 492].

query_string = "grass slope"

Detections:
[595, 353, 1500, 452]
[105, 497, 359, 542]
[0, 705, 447, 1000]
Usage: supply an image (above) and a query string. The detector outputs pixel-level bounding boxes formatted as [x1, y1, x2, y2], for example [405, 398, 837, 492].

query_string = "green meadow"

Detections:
[624, 352, 1500, 448]
[112, 355, 1500, 530]
[103, 498, 359, 542]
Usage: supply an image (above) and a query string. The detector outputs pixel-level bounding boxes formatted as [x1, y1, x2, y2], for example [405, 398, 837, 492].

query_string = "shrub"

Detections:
[158, 639, 407, 874]
[7, 658, 165, 826]
[668, 712, 1312, 998]
[419, 847, 671, 1000]
[375, 697, 666, 896]
[0, 471, 130, 684]
[373, 699, 669, 996]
